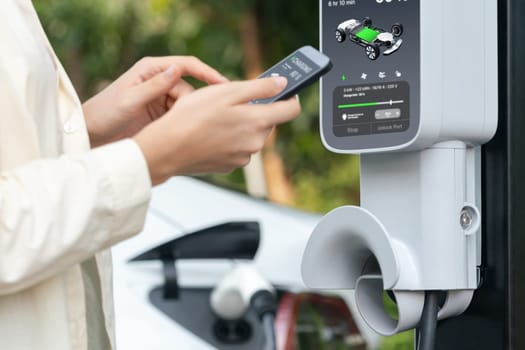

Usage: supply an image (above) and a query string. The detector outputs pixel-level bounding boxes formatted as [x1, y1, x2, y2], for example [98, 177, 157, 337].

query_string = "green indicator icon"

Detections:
[341, 74, 347, 81]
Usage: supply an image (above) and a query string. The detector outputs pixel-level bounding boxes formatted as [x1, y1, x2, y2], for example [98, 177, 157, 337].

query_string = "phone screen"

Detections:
[252, 50, 322, 104]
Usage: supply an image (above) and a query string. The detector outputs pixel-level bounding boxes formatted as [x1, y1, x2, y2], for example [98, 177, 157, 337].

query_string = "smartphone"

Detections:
[251, 45, 332, 104]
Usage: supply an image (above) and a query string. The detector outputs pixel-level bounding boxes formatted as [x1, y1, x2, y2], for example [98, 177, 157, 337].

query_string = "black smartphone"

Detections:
[251, 45, 332, 104]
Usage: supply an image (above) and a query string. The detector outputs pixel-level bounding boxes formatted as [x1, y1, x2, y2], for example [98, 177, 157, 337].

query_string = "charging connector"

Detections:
[210, 265, 278, 350]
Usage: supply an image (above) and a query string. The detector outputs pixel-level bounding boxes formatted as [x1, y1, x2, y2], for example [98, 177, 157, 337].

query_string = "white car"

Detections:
[112, 177, 381, 349]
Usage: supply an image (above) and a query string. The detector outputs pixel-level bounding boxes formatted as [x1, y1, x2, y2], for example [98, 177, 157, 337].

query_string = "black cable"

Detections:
[417, 291, 440, 350]
[251, 290, 278, 350]
[262, 313, 277, 350]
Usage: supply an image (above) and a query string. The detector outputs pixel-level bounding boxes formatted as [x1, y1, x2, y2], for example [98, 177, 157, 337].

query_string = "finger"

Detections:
[210, 77, 289, 105]
[129, 65, 183, 106]
[140, 56, 227, 85]
[168, 79, 195, 100]
[234, 96, 301, 126]
[166, 80, 195, 109]
[170, 56, 228, 84]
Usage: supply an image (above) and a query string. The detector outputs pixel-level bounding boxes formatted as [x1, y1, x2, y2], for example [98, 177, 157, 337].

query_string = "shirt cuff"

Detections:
[88, 139, 152, 243]
[90, 139, 152, 212]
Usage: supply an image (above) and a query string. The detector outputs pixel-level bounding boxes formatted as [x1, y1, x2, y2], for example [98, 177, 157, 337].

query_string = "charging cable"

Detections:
[416, 292, 440, 350]
[262, 313, 277, 350]
[252, 290, 278, 350]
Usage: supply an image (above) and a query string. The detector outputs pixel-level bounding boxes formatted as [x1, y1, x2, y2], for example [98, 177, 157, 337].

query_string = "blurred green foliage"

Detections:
[35, 0, 408, 348]
[34, 0, 360, 212]
[380, 293, 414, 350]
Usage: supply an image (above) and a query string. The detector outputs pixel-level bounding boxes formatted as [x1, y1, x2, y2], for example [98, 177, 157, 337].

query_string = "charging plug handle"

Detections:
[251, 290, 278, 319]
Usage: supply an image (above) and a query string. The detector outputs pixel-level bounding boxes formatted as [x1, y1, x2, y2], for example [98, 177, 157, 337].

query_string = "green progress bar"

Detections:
[338, 100, 405, 109]
[338, 102, 378, 109]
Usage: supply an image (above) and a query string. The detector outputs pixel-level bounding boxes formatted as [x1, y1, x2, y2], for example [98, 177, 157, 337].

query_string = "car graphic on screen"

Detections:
[335, 18, 404, 60]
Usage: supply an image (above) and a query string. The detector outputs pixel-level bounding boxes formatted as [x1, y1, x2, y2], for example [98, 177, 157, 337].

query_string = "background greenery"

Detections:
[35, 0, 410, 348]
[34, 0, 361, 213]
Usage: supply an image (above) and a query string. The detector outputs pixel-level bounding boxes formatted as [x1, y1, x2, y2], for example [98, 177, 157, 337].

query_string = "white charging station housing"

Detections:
[318, 0, 498, 154]
[302, 0, 498, 337]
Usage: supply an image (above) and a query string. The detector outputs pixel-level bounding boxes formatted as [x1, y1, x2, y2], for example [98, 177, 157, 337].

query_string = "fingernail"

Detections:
[273, 76, 288, 89]
[164, 65, 177, 79]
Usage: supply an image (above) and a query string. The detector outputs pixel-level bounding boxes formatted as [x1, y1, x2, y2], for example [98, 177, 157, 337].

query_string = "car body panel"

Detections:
[112, 177, 382, 349]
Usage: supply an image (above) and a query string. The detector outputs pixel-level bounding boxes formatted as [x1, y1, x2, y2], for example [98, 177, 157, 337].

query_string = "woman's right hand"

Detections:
[133, 76, 301, 185]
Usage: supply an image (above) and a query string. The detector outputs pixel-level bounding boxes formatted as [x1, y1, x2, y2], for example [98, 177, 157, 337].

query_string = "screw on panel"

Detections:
[460, 210, 473, 230]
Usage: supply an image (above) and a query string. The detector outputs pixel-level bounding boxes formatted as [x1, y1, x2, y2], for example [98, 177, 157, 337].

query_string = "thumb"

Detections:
[129, 65, 182, 105]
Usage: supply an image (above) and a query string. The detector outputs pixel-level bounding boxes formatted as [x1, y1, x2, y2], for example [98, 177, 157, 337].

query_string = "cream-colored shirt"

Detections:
[0, 1, 152, 349]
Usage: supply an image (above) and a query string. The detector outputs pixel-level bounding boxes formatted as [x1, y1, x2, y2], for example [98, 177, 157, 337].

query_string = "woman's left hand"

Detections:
[83, 56, 227, 148]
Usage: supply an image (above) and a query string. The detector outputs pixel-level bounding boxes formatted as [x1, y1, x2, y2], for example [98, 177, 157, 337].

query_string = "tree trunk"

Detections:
[239, 9, 296, 206]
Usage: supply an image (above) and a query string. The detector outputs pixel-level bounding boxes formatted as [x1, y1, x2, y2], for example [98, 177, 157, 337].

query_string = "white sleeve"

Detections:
[0, 6, 152, 294]
[0, 139, 152, 295]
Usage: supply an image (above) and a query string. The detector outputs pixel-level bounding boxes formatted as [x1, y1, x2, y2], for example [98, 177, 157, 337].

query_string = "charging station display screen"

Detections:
[321, 0, 420, 151]
[333, 82, 409, 137]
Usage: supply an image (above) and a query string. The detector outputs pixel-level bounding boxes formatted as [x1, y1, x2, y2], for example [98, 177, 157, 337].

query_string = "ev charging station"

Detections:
[301, 0, 500, 346]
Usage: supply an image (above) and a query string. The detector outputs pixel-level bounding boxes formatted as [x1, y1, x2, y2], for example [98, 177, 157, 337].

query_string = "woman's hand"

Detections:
[83, 56, 227, 148]
[133, 76, 301, 185]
